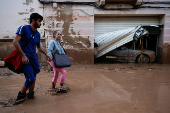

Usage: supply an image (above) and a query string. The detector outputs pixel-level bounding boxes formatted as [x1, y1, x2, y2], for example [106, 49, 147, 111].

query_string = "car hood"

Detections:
[129, 49, 156, 58]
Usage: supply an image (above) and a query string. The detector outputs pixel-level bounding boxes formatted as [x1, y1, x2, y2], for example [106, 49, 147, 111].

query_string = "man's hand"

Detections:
[69, 57, 73, 61]
[22, 55, 29, 64]
[46, 54, 52, 62]
[37, 46, 52, 62]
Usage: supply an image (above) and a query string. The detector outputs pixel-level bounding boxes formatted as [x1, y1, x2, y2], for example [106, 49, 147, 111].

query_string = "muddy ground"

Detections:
[0, 63, 170, 113]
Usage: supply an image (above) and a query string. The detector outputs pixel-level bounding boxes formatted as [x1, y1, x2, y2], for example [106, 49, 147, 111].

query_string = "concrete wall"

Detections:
[43, 4, 94, 64]
[0, 41, 14, 61]
[0, 0, 170, 64]
[0, 39, 46, 64]
[163, 15, 170, 63]
[0, 0, 45, 63]
[157, 15, 165, 63]
[0, 0, 43, 38]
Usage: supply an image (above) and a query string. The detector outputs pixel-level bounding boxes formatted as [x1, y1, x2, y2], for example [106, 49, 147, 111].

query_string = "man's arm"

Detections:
[12, 34, 29, 64]
[37, 46, 52, 61]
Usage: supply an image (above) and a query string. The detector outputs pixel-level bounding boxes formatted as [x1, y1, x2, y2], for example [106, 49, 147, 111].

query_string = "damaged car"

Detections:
[94, 25, 161, 63]
[105, 46, 156, 63]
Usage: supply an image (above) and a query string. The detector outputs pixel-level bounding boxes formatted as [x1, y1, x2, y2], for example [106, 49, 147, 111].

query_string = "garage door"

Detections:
[94, 16, 159, 37]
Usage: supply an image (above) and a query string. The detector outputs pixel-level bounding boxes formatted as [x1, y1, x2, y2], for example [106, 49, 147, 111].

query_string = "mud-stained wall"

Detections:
[157, 15, 165, 63]
[43, 4, 94, 64]
[0, 0, 44, 62]
[1, 0, 170, 64]
[162, 15, 170, 63]
[0, 40, 46, 63]
[52, 0, 98, 2]
[162, 43, 170, 64]
[0, 42, 14, 60]
[0, 0, 43, 39]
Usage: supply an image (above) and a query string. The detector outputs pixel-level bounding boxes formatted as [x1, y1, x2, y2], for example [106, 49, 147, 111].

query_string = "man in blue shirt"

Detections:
[13, 13, 52, 101]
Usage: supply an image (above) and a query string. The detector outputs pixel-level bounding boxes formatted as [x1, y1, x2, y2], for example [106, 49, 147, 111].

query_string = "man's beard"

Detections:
[34, 21, 40, 28]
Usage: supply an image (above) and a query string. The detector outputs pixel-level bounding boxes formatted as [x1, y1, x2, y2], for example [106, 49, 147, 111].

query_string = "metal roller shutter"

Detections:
[94, 16, 159, 37]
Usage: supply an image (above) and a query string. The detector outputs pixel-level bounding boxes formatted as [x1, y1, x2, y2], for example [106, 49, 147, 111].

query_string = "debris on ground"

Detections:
[0, 97, 27, 107]
[57, 85, 70, 93]
[0, 68, 13, 76]
[47, 84, 70, 95]
[115, 69, 120, 72]
[131, 67, 137, 70]
[127, 71, 135, 74]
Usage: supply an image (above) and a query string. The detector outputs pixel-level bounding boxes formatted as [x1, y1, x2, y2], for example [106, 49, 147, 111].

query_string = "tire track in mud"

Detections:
[92, 72, 132, 103]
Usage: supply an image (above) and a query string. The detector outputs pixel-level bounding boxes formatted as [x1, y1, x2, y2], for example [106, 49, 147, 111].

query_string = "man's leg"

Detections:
[17, 62, 35, 101]
[25, 57, 40, 99]
[16, 85, 28, 101]
[26, 77, 36, 99]
[29, 77, 36, 92]
[21, 86, 29, 94]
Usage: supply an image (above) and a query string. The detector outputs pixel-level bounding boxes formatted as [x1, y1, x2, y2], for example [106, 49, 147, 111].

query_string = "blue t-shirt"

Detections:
[16, 25, 41, 60]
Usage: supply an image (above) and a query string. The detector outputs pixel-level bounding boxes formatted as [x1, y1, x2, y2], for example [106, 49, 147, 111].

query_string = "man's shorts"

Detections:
[23, 55, 40, 88]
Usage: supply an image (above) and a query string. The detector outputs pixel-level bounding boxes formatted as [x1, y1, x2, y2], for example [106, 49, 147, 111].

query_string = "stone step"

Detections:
[0, 61, 5, 67]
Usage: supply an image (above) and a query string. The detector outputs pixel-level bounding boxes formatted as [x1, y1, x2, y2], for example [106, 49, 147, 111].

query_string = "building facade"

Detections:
[0, 0, 170, 64]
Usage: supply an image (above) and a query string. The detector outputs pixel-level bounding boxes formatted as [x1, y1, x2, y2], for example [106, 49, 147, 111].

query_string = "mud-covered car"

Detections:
[105, 46, 156, 63]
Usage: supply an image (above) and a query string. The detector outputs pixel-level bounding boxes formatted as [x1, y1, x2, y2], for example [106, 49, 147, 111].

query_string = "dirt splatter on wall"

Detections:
[1, 1, 170, 64]
[23, 0, 33, 5]
[0, 42, 14, 60]
[44, 4, 94, 64]
[0, 40, 46, 64]
[0, 0, 43, 39]
[162, 43, 170, 64]
[0, 0, 44, 62]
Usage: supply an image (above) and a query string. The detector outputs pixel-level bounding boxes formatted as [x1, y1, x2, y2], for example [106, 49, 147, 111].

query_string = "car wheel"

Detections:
[136, 54, 150, 63]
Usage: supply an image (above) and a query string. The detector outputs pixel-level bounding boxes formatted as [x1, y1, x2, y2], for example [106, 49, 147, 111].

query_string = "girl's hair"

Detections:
[53, 30, 61, 41]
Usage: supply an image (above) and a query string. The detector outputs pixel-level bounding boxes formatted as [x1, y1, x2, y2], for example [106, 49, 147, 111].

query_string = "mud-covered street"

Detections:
[0, 63, 170, 113]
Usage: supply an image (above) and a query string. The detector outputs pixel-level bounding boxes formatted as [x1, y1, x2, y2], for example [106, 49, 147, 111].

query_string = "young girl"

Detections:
[47, 30, 73, 89]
